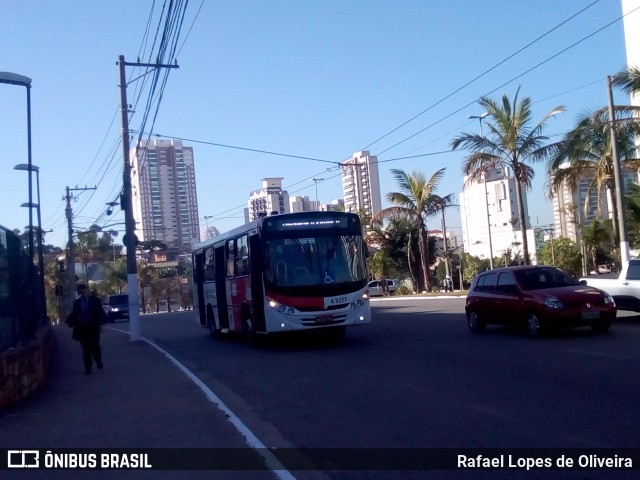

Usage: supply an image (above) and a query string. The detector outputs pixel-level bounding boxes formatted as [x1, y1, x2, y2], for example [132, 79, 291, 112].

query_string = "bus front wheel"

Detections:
[244, 318, 262, 347]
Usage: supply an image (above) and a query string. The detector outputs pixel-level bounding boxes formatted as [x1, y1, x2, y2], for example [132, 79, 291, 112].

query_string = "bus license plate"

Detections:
[315, 314, 333, 324]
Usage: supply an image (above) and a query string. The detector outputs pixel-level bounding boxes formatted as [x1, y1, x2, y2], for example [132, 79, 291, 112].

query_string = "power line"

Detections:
[362, 0, 602, 151]
[372, 5, 640, 158]
[134, 131, 343, 165]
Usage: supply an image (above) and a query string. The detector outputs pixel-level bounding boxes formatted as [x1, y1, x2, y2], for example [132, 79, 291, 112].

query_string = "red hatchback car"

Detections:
[465, 266, 616, 336]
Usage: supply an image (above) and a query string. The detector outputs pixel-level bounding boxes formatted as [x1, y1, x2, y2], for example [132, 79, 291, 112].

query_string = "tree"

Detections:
[625, 183, 640, 249]
[372, 168, 454, 292]
[537, 237, 583, 277]
[452, 87, 564, 265]
[98, 258, 127, 295]
[581, 220, 614, 273]
[546, 109, 640, 246]
[612, 66, 640, 96]
[459, 252, 490, 286]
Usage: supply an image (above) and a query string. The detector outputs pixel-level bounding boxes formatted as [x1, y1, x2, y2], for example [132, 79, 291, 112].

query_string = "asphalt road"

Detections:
[114, 298, 640, 480]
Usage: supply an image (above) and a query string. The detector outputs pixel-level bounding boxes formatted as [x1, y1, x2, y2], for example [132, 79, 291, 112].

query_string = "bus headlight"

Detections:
[268, 298, 295, 315]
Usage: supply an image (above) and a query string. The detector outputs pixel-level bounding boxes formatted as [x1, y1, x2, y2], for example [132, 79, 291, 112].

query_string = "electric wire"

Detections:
[362, 0, 602, 151]
[372, 5, 640, 158]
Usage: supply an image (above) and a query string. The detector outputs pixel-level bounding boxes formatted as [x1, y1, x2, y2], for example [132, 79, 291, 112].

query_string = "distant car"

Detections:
[104, 294, 130, 322]
[465, 266, 616, 337]
[368, 279, 400, 296]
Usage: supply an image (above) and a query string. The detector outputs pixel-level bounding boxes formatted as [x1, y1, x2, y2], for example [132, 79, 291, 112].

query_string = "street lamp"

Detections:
[310, 178, 324, 207]
[1, 72, 38, 336]
[203, 215, 213, 240]
[467, 112, 493, 269]
[439, 203, 460, 280]
[15, 163, 46, 323]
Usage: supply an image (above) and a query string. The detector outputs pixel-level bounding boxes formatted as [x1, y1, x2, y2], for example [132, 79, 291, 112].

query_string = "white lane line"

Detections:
[109, 328, 296, 480]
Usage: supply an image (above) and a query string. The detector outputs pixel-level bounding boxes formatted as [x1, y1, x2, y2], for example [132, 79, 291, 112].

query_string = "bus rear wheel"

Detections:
[208, 319, 222, 340]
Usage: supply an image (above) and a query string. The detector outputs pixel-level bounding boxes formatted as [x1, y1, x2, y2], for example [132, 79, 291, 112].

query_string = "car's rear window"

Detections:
[108, 295, 128, 304]
[475, 273, 497, 292]
[514, 268, 580, 290]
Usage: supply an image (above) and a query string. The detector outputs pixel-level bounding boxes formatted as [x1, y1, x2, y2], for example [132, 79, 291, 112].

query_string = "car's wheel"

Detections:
[527, 313, 544, 337]
[467, 311, 486, 333]
[591, 320, 612, 333]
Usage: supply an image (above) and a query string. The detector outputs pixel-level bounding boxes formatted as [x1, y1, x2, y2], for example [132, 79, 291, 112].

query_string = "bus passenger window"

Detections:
[226, 240, 235, 278]
[204, 247, 215, 281]
[235, 235, 249, 276]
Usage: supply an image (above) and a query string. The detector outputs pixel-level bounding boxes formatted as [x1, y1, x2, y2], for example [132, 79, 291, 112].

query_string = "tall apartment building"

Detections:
[623, 1, 640, 108]
[130, 138, 200, 250]
[289, 195, 316, 213]
[340, 151, 382, 218]
[460, 167, 535, 262]
[247, 178, 290, 222]
[552, 171, 638, 241]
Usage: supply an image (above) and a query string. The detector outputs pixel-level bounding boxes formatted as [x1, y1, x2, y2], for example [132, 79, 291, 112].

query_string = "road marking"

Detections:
[370, 295, 466, 301]
[108, 328, 296, 480]
[562, 349, 634, 360]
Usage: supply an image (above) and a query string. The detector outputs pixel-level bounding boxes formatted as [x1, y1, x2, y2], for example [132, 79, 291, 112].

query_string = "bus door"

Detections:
[195, 252, 206, 326]
[249, 234, 265, 332]
[214, 245, 230, 331]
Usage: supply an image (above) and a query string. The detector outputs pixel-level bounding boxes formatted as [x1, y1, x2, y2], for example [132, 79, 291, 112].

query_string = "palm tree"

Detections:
[372, 168, 454, 292]
[451, 87, 564, 265]
[581, 219, 613, 273]
[546, 110, 640, 245]
[612, 66, 640, 96]
[625, 183, 640, 249]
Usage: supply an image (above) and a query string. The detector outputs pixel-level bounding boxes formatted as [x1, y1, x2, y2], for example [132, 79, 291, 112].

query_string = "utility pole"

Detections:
[64, 185, 96, 314]
[117, 55, 178, 341]
[606, 75, 630, 265]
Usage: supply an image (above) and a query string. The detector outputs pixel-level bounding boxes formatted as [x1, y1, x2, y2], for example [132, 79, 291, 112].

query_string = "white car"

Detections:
[368, 279, 400, 296]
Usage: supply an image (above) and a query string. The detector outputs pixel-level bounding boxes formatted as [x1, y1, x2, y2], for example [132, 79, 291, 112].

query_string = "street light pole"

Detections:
[203, 215, 213, 240]
[311, 178, 324, 207]
[1, 72, 38, 336]
[467, 113, 493, 269]
[15, 163, 46, 323]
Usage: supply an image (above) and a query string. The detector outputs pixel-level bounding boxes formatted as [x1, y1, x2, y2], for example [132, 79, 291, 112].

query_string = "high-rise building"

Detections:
[130, 138, 200, 250]
[622, 1, 640, 108]
[552, 171, 638, 241]
[247, 178, 290, 222]
[289, 195, 316, 213]
[341, 151, 382, 218]
[460, 167, 535, 262]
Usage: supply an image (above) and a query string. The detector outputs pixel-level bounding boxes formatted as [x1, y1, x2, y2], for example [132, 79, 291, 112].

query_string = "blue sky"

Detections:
[0, 0, 636, 249]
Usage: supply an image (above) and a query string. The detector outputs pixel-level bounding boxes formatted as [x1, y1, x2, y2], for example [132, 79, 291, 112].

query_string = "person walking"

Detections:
[445, 275, 453, 292]
[67, 284, 106, 375]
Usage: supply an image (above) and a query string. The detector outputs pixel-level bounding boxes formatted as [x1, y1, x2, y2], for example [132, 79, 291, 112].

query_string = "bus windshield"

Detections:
[264, 235, 366, 287]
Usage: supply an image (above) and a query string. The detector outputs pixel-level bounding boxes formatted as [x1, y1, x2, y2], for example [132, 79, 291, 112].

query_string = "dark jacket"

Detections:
[68, 295, 106, 331]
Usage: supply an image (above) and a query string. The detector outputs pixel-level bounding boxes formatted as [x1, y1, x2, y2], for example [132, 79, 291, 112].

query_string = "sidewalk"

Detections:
[0, 325, 279, 479]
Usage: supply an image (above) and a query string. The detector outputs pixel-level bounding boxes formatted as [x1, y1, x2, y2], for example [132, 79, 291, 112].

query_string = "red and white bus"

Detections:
[191, 211, 371, 342]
